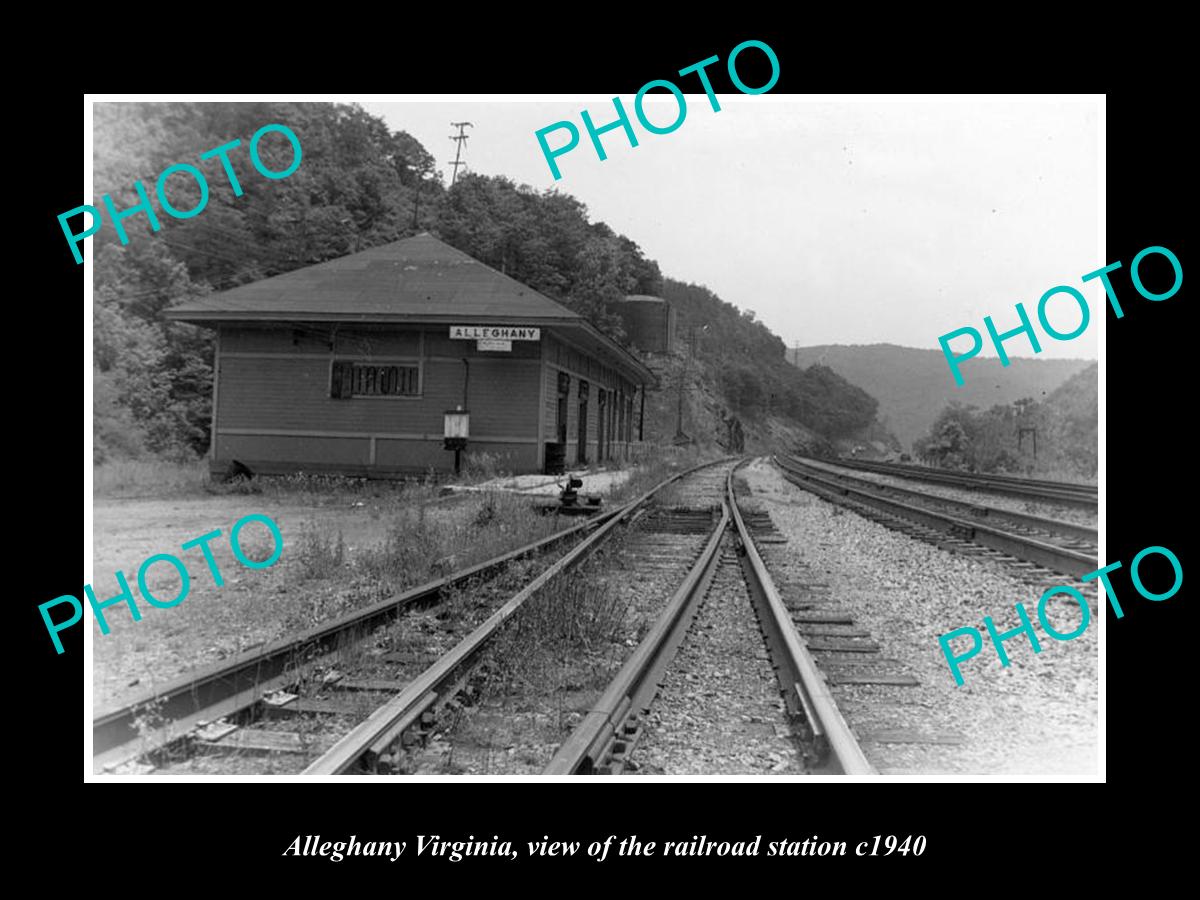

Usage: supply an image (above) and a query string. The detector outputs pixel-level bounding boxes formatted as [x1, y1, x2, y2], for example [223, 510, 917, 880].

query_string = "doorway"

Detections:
[556, 372, 570, 444]
[577, 380, 589, 464]
[597, 390, 607, 462]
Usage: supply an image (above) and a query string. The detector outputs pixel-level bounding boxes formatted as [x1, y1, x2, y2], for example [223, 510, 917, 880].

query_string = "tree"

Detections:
[92, 101, 451, 461]
[914, 405, 975, 469]
[94, 240, 214, 457]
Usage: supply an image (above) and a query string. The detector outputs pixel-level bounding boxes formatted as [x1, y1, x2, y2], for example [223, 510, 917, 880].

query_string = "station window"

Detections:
[331, 361, 420, 398]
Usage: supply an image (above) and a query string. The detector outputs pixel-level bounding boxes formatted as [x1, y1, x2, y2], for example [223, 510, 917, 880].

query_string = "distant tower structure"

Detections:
[449, 121, 474, 186]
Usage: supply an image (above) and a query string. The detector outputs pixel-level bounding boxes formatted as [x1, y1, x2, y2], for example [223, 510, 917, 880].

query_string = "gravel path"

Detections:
[631, 539, 805, 775]
[743, 459, 1097, 776]
[793, 457, 1098, 527]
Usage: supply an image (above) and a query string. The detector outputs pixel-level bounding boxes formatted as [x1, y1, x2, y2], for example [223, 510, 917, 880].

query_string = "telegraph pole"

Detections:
[674, 326, 694, 443]
[674, 324, 706, 444]
[449, 121, 474, 187]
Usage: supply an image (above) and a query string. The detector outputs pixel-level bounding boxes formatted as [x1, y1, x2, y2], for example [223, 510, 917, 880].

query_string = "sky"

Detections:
[362, 97, 1101, 360]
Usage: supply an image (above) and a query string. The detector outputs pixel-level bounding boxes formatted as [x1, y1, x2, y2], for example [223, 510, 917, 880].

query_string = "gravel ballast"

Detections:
[407, 463, 735, 774]
[632, 538, 805, 775]
[742, 459, 1098, 776]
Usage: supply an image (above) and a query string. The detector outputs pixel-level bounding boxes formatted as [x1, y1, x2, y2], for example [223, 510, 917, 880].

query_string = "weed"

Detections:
[94, 459, 211, 498]
[296, 522, 346, 581]
[357, 494, 559, 595]
[129, 695, 179, 767]
[487, 573, 626, 692]
[462, 451, 511, 483]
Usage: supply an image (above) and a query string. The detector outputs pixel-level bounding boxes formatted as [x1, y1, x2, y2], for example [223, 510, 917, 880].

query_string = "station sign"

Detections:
[477, 339, 512, 351]
[449, 325, 541, 341]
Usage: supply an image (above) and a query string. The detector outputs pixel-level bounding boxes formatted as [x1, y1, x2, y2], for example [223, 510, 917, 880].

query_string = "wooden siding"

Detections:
[540, 334, 639, 463]
[215, 435, 537, 476]
[215, 325, 542, 474]
[211, 325, 639, 475]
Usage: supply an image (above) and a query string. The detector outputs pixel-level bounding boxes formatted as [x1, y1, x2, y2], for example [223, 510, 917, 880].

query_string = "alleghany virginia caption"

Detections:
[283, 834, 926, 862]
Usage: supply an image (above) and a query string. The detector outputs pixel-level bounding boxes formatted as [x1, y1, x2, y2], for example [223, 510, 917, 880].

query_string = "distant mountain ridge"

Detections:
[788, 343, 1094, 449]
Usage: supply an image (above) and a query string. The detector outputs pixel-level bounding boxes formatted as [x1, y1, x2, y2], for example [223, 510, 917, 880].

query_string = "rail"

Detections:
[92, 460, 729, 773]
[728, 462, 874, 775]
[302, 458, 735, 775]
[546, 458, 875, 776]
[789, 457, 1097, 546]
[811, 455, 1097, 508]
[775, 456, 1096, 578]
[542, 503, 728, 774]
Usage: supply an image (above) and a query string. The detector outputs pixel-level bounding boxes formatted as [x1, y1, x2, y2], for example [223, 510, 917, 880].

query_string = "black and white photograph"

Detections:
[77, 92, 1107, 781]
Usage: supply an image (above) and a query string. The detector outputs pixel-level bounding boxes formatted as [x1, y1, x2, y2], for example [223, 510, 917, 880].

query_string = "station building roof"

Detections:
[165, 233, 655, 384]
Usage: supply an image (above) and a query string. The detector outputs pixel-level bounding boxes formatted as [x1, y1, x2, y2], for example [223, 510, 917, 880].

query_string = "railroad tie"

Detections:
[791, 611, 856, 625]
[263, 697, 352, 719]
[804, 638, 882, 653]
[197, 727, 339, 756]
[825, 672, 920, 686]
[797, 624, 873, 638]
[330, 678, 411, 693]
[858, 728, 965, 746]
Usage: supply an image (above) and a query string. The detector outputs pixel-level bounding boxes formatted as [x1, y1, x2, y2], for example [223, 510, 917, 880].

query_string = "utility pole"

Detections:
[449, 121, 474, 187]
[675, 324, 707, 444]
[1012, 396, 1038, 466]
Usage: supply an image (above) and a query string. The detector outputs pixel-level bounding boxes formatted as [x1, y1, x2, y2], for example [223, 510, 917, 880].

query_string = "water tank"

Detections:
[618, 295, 676, 354]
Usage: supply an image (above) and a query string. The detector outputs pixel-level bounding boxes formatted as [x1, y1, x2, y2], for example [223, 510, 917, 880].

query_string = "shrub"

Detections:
[296, 523, 347, 581]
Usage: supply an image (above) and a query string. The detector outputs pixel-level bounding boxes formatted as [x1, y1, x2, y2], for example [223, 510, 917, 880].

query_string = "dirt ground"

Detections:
[87, 457, 662, 715]
[90, 486, 474, 711]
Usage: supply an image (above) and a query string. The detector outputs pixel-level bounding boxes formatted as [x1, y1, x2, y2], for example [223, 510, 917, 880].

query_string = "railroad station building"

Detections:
[166, 233, 656, 477]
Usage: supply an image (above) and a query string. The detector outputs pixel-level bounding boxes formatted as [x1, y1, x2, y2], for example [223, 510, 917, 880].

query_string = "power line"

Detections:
[448, 121, 473, 187]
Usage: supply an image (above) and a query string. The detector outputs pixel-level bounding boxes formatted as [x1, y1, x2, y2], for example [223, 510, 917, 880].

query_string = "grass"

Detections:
[605, 445, 715, 504]
[100, 444, 736, 774]
[504, 573, 630, 656]
[93, 441, 725, 502]
[276, 446, 724, 627]
[354, 491, 562, 595]
[424, 572, 630, 774]
[295, 523, 347, 581]
[92, 444, 728, 707]
[461, 450, 512, 482]
[94, 459, 212, 497]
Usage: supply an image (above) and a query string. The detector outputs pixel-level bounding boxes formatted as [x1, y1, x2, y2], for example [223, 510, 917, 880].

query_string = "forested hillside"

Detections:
[92, 101, 885, 463]
[790, 343, 1093, 450]
[93, 102, 444, 461]
[663, 281, 878, 438]
[913, 363, 1098, 480]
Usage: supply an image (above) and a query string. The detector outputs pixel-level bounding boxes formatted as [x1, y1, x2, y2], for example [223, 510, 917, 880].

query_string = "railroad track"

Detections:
[774, 455, 1096, 579]
[811, 455, 1097, 509]
[102, 455, 1013, 778]
[305, 463, 735, 775]
[544, 461, 873, 776]
[790, 456, 1097, 554]
[91, 459, 731, 775]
